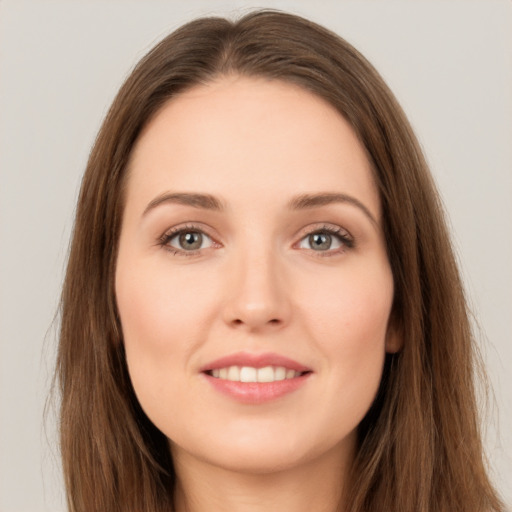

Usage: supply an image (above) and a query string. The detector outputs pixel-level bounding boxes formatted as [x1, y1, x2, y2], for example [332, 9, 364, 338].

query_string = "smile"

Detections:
[200, 352, 313, 403]
[207, 365, 305, 382]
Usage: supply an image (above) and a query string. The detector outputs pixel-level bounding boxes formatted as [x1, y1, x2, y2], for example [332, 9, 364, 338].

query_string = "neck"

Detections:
[171, 441, 354, 512]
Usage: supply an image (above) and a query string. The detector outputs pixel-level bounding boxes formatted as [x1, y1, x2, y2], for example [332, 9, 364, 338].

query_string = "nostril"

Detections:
[231, 317, 281, 327]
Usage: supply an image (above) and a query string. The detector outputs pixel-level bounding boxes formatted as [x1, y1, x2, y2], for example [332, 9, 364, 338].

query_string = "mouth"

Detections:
[200, 352, 313, 403]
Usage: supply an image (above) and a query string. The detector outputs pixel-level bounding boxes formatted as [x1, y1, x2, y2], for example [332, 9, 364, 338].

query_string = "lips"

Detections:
[200, 351, 312, 373]
[200, 352, 313, 404]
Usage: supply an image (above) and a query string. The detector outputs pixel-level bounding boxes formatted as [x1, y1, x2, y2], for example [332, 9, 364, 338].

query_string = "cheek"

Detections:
[115, 258, 219, 419]
[116, 257, 218, 350]
[298, 262, 393, 415]
[303, 260, 393, 350]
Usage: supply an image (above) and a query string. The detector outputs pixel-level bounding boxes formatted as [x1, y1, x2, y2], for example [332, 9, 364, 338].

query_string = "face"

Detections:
[115, 75, 398, 475]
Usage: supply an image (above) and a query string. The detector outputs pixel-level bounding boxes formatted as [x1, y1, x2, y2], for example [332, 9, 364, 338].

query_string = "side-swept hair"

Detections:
[56, 9, 504, 512]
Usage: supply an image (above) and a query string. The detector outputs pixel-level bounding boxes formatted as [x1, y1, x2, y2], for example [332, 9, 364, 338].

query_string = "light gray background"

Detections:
[0, 1, 510, 510]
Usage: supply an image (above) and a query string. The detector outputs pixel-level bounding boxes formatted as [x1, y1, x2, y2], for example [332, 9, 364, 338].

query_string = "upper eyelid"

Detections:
[162, 223, 217, 239]
[296, 223, 352, 241]
[160, 221, 350, 236]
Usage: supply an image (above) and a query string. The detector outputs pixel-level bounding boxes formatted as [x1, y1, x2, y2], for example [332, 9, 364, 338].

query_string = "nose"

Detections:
[222, 244, 291, 332]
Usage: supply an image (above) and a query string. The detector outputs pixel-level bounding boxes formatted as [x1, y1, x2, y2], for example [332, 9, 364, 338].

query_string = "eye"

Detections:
[297, 226, 353, 253]
[162, 227, 214, 253]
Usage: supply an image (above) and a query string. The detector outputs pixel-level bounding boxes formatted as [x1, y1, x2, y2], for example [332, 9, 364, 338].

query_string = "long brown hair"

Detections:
[56, 9, 505, 512]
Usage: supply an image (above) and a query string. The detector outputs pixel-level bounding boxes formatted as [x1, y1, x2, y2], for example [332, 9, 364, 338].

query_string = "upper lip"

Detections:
[199, 352, 312, 373]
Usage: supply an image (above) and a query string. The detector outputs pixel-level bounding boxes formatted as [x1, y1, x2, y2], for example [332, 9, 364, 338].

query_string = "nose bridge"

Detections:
[223, 230, 290, 330]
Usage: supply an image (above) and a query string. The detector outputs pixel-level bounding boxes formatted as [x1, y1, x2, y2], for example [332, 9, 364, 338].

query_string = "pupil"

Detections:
[310, 233, 331, 250]
[179, 231, 202, 250]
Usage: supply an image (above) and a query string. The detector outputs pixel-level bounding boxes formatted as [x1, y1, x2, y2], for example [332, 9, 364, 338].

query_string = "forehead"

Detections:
[126, 75, 380, 219]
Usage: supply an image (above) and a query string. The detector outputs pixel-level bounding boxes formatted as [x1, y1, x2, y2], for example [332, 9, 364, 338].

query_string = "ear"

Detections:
[385, 313, 403, 354]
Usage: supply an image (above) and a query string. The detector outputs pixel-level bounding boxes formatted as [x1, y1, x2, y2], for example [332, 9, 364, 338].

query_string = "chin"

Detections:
[169, 423, 355, 476]
[198, 445, 311, 475]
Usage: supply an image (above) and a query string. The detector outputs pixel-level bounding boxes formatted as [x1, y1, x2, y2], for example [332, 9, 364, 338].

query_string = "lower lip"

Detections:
[202, 373, 311, 404]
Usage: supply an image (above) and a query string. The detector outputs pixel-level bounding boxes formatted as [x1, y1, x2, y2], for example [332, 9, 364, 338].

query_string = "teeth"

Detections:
[210, 365, 303, 382]
[275, 367, 286, 381]
[240, 366, 257, 383]
[227, 366, 240, 381]
[257, 366, 274, 382]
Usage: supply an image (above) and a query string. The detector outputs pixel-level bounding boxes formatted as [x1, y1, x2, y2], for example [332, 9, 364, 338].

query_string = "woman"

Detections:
[56, 9, 505, 512]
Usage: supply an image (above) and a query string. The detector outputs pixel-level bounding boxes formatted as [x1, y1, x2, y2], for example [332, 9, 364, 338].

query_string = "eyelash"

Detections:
[157, 223, 354, 258]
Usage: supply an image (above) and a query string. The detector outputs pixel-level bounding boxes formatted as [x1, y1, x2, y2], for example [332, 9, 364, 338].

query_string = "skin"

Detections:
[115, 75, 399, 512]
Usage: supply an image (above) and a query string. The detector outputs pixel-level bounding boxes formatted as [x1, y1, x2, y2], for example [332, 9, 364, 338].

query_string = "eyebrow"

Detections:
[287, 193, 378, 226]
[143, 192, 225, 216]
[142, 191, 377, 225]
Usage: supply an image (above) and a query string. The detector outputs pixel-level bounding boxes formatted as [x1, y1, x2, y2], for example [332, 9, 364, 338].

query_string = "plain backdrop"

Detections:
[0, 1, 510, 510]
